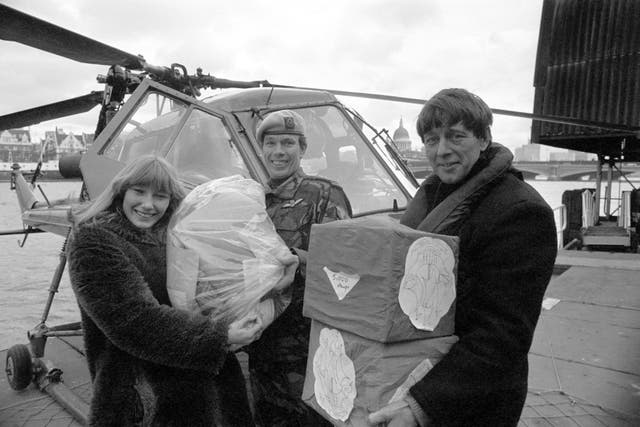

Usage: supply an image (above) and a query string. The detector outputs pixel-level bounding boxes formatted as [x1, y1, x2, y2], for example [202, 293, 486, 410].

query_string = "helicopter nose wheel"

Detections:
[5, 344, 33, 390]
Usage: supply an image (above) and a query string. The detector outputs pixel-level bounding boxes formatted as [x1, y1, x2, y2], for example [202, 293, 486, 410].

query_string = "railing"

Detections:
[581, 190, 596, 228]
[618, 191, 632, 228]
[553, 204, 567, 250]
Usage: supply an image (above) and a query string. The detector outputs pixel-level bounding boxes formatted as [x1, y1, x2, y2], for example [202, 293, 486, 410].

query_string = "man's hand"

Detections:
[273, 255, 299, 291]
[292, 247, 307, 266]
[368, 400, 418, 427]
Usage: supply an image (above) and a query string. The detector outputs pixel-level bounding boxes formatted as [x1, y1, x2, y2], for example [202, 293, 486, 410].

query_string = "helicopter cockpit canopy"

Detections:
[100, 92, 249, 185]
[81, 79, 418, 217]
[261, 104, 412, 215]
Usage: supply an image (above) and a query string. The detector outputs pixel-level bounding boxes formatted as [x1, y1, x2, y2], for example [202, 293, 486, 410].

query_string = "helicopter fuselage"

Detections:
[80, 79, 419, 218]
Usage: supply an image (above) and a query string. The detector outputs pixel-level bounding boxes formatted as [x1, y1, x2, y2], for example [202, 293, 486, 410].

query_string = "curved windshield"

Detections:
[100, 91, 250, 188]
[166, 109, 249, 186]
[102, 91, 187, 161]
[259, 106, 411, 215]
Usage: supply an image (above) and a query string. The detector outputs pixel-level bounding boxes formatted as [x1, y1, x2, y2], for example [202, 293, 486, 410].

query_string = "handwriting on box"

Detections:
[324, 267, 361, 301]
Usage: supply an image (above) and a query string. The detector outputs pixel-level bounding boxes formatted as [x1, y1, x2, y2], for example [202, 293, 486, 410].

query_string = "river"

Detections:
[0, 178, 637, 350]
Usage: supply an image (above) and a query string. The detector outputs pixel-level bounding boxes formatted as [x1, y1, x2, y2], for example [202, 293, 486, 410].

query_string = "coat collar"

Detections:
[401, 143, 515, 233]
[266, 168, 307, 199]
[81, 210, 165, 246]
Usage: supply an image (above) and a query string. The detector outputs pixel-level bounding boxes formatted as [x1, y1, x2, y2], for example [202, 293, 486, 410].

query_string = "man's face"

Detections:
[261, 134, 305, 180]
[423, 121, 489, 184]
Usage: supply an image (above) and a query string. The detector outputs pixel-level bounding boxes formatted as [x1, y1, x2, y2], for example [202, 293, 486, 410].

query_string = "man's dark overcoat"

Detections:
[401, 144, 557, 426]
[67, 211, 253, 426]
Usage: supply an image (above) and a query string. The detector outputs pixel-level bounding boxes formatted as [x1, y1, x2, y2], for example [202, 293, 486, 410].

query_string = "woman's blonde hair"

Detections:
[73, 155, 186, 226]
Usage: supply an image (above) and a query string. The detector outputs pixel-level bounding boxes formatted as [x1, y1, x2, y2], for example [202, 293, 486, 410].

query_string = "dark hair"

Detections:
[416, 88, 493, 142]
[297, 135, 307, 151]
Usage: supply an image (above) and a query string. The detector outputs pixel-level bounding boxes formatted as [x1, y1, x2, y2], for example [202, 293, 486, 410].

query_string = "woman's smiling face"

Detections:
[122, 185, 170, 229]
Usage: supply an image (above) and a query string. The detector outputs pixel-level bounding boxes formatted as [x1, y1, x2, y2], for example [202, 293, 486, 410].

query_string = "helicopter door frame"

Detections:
[234, 101, 418, 203]
[155, 86, 267, 187]
[227, 100, 358, 187]
[81, 79, 190, 196]
[81, 79, 252, 197]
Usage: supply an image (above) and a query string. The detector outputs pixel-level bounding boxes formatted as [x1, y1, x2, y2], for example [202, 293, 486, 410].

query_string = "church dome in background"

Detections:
[392, 118, 412, 152]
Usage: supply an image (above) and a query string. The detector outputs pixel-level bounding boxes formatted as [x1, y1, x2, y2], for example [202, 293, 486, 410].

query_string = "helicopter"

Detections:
[1, 2, 639, 425]
[0, 4, 430, 422]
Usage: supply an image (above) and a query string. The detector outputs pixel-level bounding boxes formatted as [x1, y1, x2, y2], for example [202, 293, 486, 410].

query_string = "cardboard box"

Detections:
[302, 319, 458, 426]
[303, 216, 458, 343]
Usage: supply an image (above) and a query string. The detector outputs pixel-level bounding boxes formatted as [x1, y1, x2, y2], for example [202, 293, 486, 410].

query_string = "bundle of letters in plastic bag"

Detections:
[302, 216, 459, 426]
[166, 175, 293, 324]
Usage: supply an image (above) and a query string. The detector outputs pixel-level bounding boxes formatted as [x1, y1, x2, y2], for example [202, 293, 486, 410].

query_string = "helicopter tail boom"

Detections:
[7, 166, 73, 238]
[11, 167, 39, 214]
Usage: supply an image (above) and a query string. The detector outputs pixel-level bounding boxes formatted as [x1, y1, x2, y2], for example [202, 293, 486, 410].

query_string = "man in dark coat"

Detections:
[246, 110, 352, 426]
[369, 88, 557, 427]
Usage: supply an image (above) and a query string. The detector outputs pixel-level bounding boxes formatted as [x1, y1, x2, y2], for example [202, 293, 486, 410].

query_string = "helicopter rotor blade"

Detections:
[0, 92, 103, 131]
[270, 84, 640, 134]
[0, 4, 144, 69]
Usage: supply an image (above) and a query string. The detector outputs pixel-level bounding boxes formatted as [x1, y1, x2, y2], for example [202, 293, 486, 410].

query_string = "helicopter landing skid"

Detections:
[4, 346, 90, 425]
[4, 231, 89, 425]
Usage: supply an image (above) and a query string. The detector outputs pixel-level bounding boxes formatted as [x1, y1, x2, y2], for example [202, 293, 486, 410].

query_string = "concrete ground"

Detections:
[2, 250, 639, 426]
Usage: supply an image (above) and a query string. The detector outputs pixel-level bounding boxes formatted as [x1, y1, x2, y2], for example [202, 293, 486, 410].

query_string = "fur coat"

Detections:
[67, 210, 253, 426]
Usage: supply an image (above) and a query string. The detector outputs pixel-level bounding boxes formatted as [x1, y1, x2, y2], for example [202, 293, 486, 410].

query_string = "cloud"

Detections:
[1, 0, 545, 151]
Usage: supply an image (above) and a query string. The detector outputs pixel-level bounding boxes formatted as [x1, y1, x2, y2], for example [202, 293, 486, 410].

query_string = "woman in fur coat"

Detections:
[67, 155, 262, 426]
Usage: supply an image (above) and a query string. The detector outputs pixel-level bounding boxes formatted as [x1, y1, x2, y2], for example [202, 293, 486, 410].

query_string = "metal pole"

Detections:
[40, 233, 69, 323]
[605, 162, 613, 219]
[594, 156, 603, 224]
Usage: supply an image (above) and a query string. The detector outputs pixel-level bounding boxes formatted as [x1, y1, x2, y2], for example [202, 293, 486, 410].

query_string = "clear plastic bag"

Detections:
[167, 175, 294, 324]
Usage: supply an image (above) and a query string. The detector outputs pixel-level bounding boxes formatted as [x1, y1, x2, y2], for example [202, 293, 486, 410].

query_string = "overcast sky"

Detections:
[1, 0, 545, 153]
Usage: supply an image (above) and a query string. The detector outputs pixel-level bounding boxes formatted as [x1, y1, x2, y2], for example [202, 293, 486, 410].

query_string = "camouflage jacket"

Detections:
[265, 168, 351, 251]
[249, 168, 351, 371]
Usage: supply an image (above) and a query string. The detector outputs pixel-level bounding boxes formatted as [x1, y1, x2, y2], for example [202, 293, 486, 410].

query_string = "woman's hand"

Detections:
[273, 255, 299, 291]
[256, 299, 276, 328]
[227, 310, 263, 351]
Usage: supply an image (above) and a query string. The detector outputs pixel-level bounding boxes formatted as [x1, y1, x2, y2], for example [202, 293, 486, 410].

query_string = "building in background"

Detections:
[392, 118, 412, 153]
[0, 128, 94, 163]
[515, 143, 542, 161]
[42, 128, 94, 161]
[0, 129, 39, 162]
[392, 117, 428, 159]
[515, 142, 596, 162]
[549, 150, 596, 162]
[531, 0, 639, 163]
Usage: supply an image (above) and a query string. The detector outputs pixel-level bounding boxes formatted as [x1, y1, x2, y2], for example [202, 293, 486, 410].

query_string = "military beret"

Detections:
[256, 110, 306, 144]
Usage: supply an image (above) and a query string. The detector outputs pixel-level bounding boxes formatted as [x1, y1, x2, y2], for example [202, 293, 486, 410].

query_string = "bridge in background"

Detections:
[405, 159, 640, 181]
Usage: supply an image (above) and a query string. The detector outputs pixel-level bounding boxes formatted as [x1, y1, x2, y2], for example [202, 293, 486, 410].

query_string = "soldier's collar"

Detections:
[267, 168, 306, 198]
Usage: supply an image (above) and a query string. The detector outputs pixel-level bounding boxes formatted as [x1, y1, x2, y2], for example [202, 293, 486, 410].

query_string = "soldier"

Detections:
[247, 110, 352, 426]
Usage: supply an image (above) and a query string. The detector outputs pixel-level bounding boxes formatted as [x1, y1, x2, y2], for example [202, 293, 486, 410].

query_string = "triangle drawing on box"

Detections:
[323, 266, 361, 300]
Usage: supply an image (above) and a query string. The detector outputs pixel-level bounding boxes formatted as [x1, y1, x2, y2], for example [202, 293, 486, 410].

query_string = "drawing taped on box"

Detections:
[399, 236, 456, 331]
[323, 267, 361, 301]
[313, 327, 357, 421]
